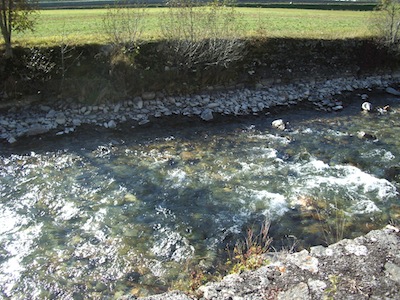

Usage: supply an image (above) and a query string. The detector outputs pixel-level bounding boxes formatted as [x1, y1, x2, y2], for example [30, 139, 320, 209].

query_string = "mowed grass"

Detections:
[13, 7, 377, 47]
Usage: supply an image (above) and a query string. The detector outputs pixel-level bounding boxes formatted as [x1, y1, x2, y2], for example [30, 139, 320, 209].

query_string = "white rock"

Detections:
[272, 119, 286, 130]
[332, 105, 343, 111]
[361, 102, 373, 112]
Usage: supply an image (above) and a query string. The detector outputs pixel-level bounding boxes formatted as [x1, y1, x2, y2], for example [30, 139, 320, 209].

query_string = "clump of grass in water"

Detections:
[171, 220, 273, 293]
[226, 220, 273, 274]
[315, 199, 349, 246]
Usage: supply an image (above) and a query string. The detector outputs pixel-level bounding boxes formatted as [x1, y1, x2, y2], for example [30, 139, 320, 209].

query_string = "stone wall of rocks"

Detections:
[133, 225, 400, 300]
[1, 73, 400, 144]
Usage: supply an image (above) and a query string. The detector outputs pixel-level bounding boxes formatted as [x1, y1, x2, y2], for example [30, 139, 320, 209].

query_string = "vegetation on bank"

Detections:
[1, 0, 400, 103]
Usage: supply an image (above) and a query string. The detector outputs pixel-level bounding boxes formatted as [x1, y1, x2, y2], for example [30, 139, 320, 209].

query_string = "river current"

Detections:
[1, 90, 399, 298]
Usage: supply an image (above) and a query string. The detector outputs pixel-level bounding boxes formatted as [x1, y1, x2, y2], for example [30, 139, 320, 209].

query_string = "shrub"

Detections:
[160, 0, 246, 71]
[372, 0, 400, 51]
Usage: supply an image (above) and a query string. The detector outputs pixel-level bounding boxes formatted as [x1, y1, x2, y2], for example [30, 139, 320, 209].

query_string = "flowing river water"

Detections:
[1, 90, 399, 299]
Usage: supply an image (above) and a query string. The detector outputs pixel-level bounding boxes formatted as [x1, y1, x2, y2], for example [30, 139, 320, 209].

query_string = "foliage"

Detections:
[23, 47, 55, 82]
[170, 261, 221, 295]
[324, 274, 340, 300]
[372, 0, 400, 50]
[226, 220, 273, 274]
[0, 0, 37, 57]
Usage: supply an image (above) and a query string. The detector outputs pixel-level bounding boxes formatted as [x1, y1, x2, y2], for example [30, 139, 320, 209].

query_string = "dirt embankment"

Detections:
[0, 38, 398, 106]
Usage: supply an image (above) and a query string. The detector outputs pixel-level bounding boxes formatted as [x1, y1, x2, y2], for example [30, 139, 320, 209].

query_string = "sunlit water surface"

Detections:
[1, 92, 399, 298]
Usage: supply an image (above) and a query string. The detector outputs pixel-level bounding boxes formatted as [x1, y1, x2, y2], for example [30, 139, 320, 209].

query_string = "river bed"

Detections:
[1, 89, 399, 299]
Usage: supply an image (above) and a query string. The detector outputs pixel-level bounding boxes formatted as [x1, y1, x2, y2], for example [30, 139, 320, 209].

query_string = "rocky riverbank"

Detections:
[1, 73, 400, 145]
[134, 225, 400, 300]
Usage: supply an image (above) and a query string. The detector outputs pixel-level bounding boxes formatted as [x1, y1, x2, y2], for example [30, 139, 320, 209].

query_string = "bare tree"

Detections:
[103, 1, 146, 55]
[373, 0, 400, 49]
[0, 0, 36, 58]
[161, 0, 246, 70]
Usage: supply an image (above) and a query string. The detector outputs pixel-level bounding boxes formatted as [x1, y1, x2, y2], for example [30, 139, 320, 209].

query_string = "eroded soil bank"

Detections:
[0, 38, 398, 104]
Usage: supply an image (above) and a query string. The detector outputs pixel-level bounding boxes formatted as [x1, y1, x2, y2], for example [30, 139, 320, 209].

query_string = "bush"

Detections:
[372, 0, 400, 51]
[160, 0, 246, 71]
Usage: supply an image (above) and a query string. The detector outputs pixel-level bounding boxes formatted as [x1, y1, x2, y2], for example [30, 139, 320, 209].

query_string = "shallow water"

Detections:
[1, 91, 399, 298]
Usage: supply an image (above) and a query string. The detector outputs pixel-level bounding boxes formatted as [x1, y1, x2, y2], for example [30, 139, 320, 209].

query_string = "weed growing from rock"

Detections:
[226, 220, 273, 273]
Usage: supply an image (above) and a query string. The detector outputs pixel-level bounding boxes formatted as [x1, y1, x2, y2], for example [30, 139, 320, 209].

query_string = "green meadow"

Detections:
[13, 7, 376, 47]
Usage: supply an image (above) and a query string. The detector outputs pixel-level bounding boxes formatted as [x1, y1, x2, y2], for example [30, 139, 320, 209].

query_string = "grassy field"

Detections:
[13, 7, 376, 47]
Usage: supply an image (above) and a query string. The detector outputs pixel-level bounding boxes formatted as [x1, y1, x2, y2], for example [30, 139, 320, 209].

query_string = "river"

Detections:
[1, 89, 399, 298]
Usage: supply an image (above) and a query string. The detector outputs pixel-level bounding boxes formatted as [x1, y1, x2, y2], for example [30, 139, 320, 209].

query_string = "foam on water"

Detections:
[0, 224, 42, 296]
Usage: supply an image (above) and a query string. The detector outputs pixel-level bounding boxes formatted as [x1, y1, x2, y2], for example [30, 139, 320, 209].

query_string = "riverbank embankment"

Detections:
[1, 73, 400, 145]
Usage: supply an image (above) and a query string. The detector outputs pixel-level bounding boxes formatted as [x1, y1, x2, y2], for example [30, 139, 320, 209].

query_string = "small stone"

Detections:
[386, 87, 400, 96]
[46, 110, 56, 118]
[55, 113, 66, 125]
[361, 102, 373, 112]
[357, 131, 377, 140]
[7, 136, 17, 144]
[142, 92, 156, 101]
[272, 119, 286, 130]
[332, 105, 343, 111]
[344, 244, 368, 256]
[40, 105, 51, 112]
[114, 104, 121, 113]
[107, 120, 117, 129]
[72, 119, 82, 126]
[138, 119, 150, 125]
[124, 193, 138, 203]
[134, 97, 143, 109]
[200, 109, 213, 121]
[207, 102, 219, 109]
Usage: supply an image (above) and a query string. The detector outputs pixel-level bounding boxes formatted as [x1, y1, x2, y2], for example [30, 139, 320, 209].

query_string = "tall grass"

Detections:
[10, 7, 377, 47]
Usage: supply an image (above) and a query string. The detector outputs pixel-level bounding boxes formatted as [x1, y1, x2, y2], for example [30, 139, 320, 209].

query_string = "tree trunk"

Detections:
[1, 0, 13, 58]
[4, 39, 12, 58]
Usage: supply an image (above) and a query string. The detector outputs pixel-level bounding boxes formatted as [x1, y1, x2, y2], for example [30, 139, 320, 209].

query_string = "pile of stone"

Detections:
[1, 74, 399, 144]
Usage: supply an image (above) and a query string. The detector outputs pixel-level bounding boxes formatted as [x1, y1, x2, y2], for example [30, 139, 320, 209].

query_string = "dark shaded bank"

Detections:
[0, 37, 398, 108]
[135, 225, 400, 300]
